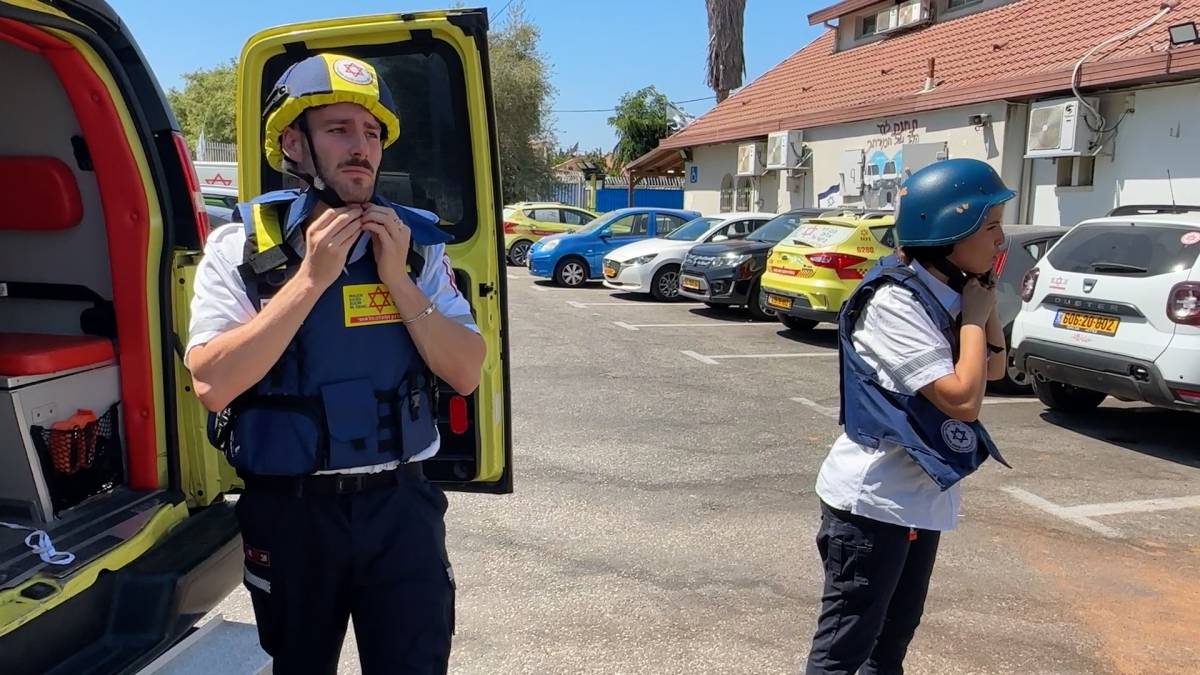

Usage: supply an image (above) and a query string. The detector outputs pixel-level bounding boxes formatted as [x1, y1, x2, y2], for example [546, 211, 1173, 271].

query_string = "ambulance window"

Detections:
[260, 41, 479, 242]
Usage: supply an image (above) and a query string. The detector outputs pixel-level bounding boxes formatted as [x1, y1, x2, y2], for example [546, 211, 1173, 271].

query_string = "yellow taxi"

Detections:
[759, 215, 896, 331]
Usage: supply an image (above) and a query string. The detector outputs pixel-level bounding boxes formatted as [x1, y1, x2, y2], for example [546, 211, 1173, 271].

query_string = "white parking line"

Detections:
[1002, 487, 1122, 538]
[506, 273, 523, 280]
[981, 398, 1043, 405]
[1062, 494, 1200, 518]
[681, 350, 837, 364]
[790, 397, 840, 419]
[530, 284, 578, 293]
[680, 350, 719, 365]
[615, 321, 780, 331]
[567, 300, 671, 308]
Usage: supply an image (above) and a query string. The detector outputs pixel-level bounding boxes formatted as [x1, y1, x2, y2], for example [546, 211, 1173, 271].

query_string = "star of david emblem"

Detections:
[367, 286, 391, 314]
[341, 62, 364, 78]
[941, 419, 977, 454]
[949, 427, 969, 444]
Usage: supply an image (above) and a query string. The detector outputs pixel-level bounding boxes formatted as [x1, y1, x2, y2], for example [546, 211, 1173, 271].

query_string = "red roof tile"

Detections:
[630, 0, 1200, 172]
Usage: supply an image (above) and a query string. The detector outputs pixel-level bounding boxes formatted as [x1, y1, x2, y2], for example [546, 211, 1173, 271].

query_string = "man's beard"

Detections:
[325, 157, 375, 204]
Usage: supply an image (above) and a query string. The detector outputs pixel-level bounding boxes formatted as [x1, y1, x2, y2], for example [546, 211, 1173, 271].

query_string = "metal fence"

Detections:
[195, 138, 236, 163]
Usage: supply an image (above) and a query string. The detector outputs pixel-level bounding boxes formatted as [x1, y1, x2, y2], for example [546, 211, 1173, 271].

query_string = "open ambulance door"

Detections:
[185, 8, 512, 496]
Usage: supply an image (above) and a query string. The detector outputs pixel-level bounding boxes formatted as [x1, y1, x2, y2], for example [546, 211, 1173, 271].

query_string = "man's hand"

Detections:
[359, 204, 414, 290]
[299, 206, 363, 288]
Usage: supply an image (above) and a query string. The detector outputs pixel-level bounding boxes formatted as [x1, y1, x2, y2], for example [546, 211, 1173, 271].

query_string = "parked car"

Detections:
[0, 4, 512, 671]
[527, 207, 701, 287]
[201, 184, 239, 211]
[503, 201, 599, 266]
[759, 214, 897, 331]
[602, 212, 774, 300]
[990, 224, 1068, 392]
[678, 209, 819, 319]
[1011, 206, 1200, 413]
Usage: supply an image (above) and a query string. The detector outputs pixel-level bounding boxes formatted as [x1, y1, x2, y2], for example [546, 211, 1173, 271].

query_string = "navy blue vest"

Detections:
[837, 259, 1011, 490]
[214, 189, 452, 476]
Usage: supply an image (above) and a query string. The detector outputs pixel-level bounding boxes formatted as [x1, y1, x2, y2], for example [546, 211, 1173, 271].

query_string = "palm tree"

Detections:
[706, 0, 747, 103]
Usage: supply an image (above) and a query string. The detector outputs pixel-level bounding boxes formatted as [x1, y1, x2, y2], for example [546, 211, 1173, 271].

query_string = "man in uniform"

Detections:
[185, 53, 485, 674]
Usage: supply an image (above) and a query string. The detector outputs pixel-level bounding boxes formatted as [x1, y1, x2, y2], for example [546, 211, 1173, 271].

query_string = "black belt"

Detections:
[241, 462, 424, 497]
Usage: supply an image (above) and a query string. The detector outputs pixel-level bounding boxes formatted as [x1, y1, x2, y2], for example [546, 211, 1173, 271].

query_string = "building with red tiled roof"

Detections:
[628, 0, 1200, 226]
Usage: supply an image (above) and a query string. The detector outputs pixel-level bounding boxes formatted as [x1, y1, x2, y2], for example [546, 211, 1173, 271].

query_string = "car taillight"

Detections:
[806, 253, 868, 280]
[449, 395, 469, 434]
[503, 221, 518, 234]
[172, 132, 210, 246]
[1020, 267, 1040, 302]
[1173, 388, 1200, 404]
[993, 249, 1009, 277]
[1167, 282, 1200, 325]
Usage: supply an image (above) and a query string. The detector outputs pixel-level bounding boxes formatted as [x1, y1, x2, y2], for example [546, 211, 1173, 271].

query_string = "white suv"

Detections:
[1011, 206, 1200, 413]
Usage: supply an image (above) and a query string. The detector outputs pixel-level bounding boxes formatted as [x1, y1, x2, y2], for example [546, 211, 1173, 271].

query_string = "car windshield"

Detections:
[747, 213, 807, 243]
[1047, 223, 1200, 277]
[575, 213, 620, 235]
[666, 217, 722, 241]
[789, 221, 856, 248]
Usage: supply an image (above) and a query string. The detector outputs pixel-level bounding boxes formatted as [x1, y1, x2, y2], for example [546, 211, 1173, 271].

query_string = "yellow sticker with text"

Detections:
[343, 284, 401, 326]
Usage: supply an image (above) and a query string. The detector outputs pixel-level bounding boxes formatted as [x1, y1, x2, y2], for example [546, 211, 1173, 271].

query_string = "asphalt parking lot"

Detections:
[208, 274, 1200, 674]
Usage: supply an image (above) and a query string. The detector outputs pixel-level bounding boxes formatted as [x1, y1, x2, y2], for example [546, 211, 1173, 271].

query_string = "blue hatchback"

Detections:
[527, 207, 701, 286]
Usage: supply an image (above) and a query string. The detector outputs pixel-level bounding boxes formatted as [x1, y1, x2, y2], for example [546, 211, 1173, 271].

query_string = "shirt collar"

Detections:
[910, 260, 962, 318]
[281, 188, 372, 265]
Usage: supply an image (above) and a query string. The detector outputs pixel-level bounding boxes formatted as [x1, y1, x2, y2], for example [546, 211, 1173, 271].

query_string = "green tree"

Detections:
[166, 58, 238, 148]
[608, 86, 673, 167]
[490, 2, 556, 202]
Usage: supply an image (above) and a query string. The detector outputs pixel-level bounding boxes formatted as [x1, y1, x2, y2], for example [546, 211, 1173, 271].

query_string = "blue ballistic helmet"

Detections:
[894, 159, 1016, 247]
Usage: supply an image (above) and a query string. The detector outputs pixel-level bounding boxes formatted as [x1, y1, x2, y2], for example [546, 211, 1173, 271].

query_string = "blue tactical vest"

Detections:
[837, 258, 1011, 490]
[211, 188, 453, 476]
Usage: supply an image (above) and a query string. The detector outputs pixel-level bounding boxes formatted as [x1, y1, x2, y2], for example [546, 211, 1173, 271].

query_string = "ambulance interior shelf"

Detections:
[0, 157, 126, 530]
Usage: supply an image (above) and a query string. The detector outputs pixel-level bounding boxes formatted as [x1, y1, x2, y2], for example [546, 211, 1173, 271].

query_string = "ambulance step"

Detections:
[137, 615, 272, 675]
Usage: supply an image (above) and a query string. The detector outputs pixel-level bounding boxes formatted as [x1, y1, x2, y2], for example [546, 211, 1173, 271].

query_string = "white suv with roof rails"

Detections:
[1011, 205, 1200, 413]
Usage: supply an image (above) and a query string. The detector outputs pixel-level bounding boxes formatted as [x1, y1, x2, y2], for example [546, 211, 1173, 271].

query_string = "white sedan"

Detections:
[602, 212, 775, 300]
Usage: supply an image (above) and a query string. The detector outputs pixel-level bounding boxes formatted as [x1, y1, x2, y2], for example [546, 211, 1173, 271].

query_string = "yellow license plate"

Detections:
[603, 265, 617, 278]
[681, 276, 702, 290]
[766, 294, 793, 310]
[1055, 310, 1119, 336]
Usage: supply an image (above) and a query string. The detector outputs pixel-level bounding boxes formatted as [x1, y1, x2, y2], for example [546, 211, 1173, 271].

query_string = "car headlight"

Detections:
[716, 253, 751, 268]
[541, 238, 561, 251]
[625, 254, 658, 265]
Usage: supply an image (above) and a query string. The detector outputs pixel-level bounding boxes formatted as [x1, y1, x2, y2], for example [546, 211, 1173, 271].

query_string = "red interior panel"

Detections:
[0, 156, 83, 230]
[0, 332, 114, 376]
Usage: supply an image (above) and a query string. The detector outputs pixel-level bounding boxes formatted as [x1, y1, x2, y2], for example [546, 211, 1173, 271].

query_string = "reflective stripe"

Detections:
[252, 203, 283, 254]
[892, 348, 953, 382]
[244, 567, 271, 594]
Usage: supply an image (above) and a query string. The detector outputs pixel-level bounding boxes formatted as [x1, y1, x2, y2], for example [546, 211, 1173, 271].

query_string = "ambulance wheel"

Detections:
[554, 257, 589, 287]
[780, 315, 818, 332]
[1032, 379, 1106, 413]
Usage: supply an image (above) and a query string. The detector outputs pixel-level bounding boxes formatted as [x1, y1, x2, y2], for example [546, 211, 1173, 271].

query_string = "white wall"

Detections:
[1029, 83, 1200, 227]
[806, 101, 1013, 212]
[683, 144, 737, 214]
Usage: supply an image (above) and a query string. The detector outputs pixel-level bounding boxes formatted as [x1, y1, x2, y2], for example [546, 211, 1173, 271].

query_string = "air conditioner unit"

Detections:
[1025, 96, 1100, 158]
[766, 130, 806, 170]
[896, 0, 931, 29]
[736, 142, 766, 176]
[874, 6, 897, 33]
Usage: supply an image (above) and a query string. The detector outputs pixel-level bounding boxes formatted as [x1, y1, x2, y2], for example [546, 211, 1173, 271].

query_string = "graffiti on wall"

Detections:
[862, 118, 922, 209]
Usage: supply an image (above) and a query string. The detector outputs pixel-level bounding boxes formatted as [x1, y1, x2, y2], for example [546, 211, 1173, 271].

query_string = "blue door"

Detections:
[590, 211, 651, 276]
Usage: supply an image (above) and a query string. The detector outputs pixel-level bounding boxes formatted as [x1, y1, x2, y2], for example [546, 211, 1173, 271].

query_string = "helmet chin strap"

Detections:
[292, 114, 347, 209]
[928, 255, 993, 293]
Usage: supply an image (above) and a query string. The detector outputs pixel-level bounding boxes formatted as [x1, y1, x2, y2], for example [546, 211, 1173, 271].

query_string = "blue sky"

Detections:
[110, 0, 825, 151]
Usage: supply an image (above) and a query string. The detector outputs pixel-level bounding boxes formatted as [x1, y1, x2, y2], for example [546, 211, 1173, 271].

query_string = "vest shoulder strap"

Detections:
[237, 199, 302, 310]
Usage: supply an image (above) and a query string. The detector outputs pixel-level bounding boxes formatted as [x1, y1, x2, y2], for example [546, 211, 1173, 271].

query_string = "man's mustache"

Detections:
[338, 158, 375, 173]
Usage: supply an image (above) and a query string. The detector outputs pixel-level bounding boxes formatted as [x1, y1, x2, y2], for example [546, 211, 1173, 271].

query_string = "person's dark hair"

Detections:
[898, 244, 954, 266]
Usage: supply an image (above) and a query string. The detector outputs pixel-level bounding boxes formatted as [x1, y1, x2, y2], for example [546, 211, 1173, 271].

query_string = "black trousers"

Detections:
[805, 501, 941, 675]
[235, 470, 456, 675]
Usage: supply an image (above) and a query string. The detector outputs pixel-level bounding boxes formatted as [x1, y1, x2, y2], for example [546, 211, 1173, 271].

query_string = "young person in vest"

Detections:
[185, 53, 485, 674]
[804, 158, 1013, 675]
